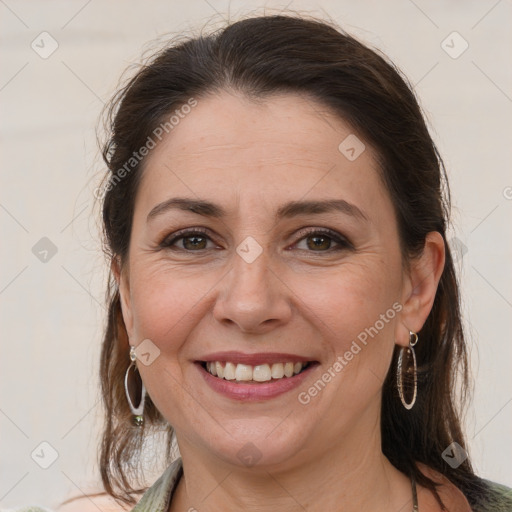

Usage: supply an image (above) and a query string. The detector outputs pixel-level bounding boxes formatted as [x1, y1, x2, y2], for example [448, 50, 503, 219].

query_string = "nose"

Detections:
[212, 247, 293, 335]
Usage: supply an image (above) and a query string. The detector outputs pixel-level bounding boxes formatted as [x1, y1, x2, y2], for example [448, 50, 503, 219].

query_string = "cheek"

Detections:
[291, 259, 401, 406]
[293, 258, 399, 345]
[128, 264, 213, 348]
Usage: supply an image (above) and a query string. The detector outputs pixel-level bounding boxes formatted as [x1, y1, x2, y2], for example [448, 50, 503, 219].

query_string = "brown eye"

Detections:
[294, 228, 351, 253]
[181, 235, 208, 250]
[306, 234, 333, 251]
[160, 229, 215, 251]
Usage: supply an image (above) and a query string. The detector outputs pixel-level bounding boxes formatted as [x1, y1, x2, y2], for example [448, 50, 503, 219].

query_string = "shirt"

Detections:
[130, 458, 512, 512]
[6, 459, 512, 511]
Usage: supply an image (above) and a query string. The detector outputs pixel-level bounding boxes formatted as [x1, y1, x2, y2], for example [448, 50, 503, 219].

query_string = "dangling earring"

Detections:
[397, 331, 418, 410]
[124, 345, 146, 426]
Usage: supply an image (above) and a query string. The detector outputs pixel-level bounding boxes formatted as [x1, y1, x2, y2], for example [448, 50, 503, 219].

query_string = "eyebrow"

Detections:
[146, 197, 369, 223]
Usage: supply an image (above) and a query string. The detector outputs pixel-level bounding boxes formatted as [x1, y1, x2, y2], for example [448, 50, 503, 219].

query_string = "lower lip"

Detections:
[196, 363, 317, 402]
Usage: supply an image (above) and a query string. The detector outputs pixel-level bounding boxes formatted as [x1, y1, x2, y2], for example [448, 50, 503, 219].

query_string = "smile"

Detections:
[195, 353, 319, 401]
[202, 361, 310, 383]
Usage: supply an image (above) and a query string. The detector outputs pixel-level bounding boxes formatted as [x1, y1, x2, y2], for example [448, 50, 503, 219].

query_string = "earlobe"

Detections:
[395, 232, 446, 347]
[111, 256, 134, 340]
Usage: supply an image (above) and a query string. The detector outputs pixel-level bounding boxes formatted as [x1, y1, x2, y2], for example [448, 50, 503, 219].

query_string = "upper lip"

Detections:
[197, 351, 316, 366]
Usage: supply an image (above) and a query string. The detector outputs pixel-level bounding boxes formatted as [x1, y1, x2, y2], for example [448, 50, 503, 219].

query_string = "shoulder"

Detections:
[470, 478, 512, 512]
[55, 491, 144, 512]
[0, 495, 139, 512]
[416, 462, 471, 511]
[5, 461, 184, 512]
[0, 508, 54, 512]
[417, 463, 512, 512]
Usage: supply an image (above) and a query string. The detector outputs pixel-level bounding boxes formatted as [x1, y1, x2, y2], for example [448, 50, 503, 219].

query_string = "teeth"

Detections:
[253, 364, 271, 382]
[235, 364, 253, 381]
[207, 362, 217, 376]
[224, 362, 236, 380]
[271, 363, 284, 379]
[204, 361, 308, 382]
[284, 362, 294, 378]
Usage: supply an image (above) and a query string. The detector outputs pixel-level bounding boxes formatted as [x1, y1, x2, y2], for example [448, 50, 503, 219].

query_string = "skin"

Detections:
[114, 90, 450, 511]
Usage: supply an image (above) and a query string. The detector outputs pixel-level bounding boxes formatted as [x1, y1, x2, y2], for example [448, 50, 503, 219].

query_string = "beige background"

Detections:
[1, 0, 511, 508]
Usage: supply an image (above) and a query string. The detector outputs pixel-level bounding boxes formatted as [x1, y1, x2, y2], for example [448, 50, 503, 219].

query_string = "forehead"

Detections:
[135, 90, 391, 224]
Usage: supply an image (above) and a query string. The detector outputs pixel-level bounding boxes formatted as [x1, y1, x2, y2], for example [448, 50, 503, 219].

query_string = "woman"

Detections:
[16, 13, 512, 512]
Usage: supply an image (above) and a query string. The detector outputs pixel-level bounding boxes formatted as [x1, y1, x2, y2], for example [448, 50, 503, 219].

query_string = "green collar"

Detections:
[131, 458, 183, 511]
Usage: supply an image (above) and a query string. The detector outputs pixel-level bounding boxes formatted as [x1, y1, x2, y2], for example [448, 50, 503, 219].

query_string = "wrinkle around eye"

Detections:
[141, 218, 372, 259]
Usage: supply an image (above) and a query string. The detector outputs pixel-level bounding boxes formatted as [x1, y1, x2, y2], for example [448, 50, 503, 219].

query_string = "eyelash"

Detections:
[159, 227, 352, 254]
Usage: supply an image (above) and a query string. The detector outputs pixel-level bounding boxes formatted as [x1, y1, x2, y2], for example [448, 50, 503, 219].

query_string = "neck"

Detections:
[171, 409, 414, 512]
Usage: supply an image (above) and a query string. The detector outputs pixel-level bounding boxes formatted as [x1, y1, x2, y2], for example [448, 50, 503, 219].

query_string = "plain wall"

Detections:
[1, 0, 511, 507]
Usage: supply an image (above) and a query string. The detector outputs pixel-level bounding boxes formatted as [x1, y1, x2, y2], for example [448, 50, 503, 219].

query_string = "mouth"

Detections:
[194, 353, 319, 401]
[199, 360, 313, 383]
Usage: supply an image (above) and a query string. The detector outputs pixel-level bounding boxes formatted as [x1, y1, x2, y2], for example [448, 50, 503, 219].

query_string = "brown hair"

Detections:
[97, 13, 490, 507]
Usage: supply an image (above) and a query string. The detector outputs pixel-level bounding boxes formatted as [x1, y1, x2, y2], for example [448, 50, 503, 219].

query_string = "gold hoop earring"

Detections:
[124, 345, 146, 426]
[397, 331, 418, 410]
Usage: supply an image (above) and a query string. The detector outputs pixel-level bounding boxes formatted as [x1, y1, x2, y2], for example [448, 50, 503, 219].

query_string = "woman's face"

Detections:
[118, 91, 418, 469]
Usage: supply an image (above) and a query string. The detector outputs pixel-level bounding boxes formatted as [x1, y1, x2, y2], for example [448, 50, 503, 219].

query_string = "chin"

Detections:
[186, 417, 315, 470]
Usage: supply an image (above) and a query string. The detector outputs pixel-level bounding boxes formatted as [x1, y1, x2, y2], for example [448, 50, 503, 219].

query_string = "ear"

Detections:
[111, 256, 134, 341]
[395, 231, 445, 347]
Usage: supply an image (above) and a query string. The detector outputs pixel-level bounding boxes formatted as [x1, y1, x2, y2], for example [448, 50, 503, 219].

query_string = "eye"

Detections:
[159, 227, 352, 254]
[292, 228, 352, 253]
[160, 228, 218, 251]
